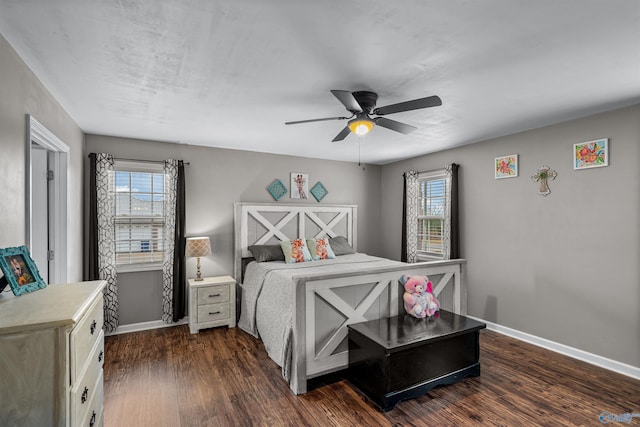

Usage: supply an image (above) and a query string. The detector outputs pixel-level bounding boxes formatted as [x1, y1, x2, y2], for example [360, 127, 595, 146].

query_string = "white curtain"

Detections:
[95, 153, 119, 332]
[403, 170, 419, 263]
[162, 159, 179, 323]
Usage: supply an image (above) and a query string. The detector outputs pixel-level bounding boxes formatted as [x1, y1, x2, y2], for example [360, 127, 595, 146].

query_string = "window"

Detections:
[417, 169, 449, 259]
[113, 161, 165, 267]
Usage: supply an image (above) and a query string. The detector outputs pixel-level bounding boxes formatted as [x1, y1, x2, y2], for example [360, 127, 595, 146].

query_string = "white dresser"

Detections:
[0, 280, 106, 427]
[188, 275, 236, 334]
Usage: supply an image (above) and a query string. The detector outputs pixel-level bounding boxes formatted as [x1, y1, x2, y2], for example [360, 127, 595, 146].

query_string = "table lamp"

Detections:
[186, 237, 211, 281]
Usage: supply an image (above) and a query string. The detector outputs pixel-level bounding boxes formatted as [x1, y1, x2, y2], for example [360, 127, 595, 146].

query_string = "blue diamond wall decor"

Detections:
[310, 182, 328, 202]
[267, 179, 287, 201]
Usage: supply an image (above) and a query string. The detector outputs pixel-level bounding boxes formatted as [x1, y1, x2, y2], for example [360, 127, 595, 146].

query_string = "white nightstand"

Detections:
[188, 275, 236, 334]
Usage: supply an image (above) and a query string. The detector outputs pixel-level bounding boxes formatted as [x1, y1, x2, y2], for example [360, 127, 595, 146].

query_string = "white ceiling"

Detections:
[1, 1, 639, 164]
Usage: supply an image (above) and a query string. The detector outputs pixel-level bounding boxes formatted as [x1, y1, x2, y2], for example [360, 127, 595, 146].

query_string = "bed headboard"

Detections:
[233, 202, 357, 282]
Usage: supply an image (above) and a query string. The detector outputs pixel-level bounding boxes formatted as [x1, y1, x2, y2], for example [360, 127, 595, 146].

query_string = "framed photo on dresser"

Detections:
[0, 245, 46, 296]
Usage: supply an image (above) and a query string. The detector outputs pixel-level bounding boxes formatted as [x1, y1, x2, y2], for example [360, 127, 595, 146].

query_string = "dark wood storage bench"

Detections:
[347, 310, 486, 411]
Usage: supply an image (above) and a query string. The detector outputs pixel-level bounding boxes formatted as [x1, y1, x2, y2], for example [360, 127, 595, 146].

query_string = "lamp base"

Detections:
[195, 257, 204, 281]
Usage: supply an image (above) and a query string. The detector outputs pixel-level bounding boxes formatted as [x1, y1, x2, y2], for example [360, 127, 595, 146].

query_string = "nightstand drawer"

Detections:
[197, 285, 230, 305]
[197, 302, 230, 323]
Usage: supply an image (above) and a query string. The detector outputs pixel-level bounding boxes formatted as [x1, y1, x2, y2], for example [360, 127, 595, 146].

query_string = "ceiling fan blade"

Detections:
[331, 90, 363, 113]
[285, 116, 349, 125]
[332, 126, 351, 142]
[372, 95, 442, 116]
[374, 117, 417, 135]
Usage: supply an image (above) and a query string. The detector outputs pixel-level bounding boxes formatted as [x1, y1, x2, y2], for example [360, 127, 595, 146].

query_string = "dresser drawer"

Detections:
[92, 331, 105, 370]
[197, 302, 230, 323]
[78, 371, 104, 427]
[71, 295, 104, 382]
[197, 284, 230, 305]
[71, 334, 104, 425]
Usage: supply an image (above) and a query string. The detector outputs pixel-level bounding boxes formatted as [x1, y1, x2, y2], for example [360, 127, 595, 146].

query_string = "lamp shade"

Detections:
[186, 237, 212, 257]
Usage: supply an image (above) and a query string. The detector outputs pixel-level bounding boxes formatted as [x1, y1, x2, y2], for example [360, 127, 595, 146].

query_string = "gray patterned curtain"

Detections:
[88, 153, 119, 333]
[162, 160, 186, 323]
[402, 170, 419, 263]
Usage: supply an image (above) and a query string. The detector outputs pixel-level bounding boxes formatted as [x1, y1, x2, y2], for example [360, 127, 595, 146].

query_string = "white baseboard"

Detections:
[106, 317, 189, 336]
[468, 315, 640, 380]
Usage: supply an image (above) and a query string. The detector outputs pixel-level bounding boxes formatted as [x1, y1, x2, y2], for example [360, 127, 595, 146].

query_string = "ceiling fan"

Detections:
[285, 90, 442, 142]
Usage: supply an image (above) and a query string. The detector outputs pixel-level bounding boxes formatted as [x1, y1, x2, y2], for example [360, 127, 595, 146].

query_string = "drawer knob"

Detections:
[90, 320, 97, 335]
[98, 350, 104, 363]
[209, 311, 221, 315]
[208, 293, 221, 298]
[81, 386, 89, 404]
[89, 410, 96, 427]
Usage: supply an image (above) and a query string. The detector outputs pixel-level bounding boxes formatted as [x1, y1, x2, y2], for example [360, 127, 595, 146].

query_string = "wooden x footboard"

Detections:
[290, 259, 466, 394]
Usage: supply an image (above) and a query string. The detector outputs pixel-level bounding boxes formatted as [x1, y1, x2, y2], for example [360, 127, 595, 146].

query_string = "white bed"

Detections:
[234, 202, 466, 394]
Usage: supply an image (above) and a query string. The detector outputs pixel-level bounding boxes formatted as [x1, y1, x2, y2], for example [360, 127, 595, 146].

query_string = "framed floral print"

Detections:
[574, 138, 608, 170]
[495, 154, 518, 179]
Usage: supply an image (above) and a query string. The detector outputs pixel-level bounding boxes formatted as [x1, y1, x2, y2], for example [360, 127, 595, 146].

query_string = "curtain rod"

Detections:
[403, 163, 458, 176]
[88, 154, 190, 165]
[115, 157, 190, 165]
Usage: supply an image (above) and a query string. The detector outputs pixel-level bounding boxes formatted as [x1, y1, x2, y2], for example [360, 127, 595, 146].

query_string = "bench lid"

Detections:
[348, 310, 486, 351]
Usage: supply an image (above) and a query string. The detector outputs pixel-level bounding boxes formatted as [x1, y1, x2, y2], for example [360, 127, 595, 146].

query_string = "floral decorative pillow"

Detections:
[280, 239, 312, 264]
[306, 238, 336, 261]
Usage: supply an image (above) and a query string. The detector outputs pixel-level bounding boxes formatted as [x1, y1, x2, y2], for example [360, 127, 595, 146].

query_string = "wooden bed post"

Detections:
[292, 276, 307, 394]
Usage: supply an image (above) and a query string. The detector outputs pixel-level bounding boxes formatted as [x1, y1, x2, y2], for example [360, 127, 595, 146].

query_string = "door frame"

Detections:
[25, 114, 69, 284]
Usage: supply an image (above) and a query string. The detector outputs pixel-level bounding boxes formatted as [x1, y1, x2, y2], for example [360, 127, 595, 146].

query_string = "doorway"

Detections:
[26, 115, 69, 284]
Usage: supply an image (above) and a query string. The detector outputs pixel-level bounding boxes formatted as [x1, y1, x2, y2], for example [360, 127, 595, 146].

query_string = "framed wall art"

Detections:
[290, 173, 309, 199]
[0, 245, 46, 296]
[574, 138, 608, 170]
[495, 154, 518, 179]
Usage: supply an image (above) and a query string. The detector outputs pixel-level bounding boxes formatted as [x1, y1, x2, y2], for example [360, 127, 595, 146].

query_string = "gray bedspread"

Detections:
[237, 253, 403, 381]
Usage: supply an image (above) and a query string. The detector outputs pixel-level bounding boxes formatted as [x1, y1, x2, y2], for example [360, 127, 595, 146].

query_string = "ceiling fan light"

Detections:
[348, 118, 374, 135]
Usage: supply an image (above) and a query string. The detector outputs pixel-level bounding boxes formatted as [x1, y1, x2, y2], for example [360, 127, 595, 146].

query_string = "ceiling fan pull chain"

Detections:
[358, 138, 365, 170]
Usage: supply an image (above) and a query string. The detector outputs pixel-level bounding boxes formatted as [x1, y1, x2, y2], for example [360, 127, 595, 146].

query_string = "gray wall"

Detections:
[380, 104, 640, 368]
[0, 33, 85, 281]
[85, 135, 382, 324]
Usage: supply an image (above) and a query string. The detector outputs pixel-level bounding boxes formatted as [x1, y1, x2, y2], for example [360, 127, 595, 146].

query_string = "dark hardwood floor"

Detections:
[104, 325, 640, 426]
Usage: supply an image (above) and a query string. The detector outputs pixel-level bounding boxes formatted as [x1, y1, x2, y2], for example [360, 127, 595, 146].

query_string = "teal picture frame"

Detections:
[0, 245, 46, 296]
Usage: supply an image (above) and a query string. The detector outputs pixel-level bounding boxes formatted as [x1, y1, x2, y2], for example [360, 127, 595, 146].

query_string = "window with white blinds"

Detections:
[417, 170, 448, 258]
[113, 161, 165, 267]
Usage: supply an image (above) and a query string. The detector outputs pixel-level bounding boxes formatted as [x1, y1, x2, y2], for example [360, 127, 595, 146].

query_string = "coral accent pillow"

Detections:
[306, 238, 336, 261]
[280, 239, 312, 264]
